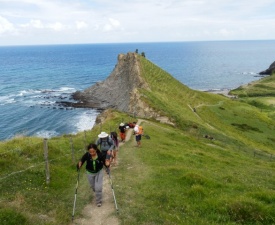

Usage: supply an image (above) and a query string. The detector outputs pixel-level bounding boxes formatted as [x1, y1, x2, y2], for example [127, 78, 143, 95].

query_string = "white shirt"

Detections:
[134, 125, 139, 134]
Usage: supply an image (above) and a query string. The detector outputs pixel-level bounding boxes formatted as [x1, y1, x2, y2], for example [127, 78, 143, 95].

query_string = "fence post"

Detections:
[84, 130, 87, 147]
[70, 136, 75, 164]
[43, 138, 50, 184]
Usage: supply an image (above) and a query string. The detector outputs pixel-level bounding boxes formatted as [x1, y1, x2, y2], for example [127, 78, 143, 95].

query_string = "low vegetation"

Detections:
[1, 54, 275, 224]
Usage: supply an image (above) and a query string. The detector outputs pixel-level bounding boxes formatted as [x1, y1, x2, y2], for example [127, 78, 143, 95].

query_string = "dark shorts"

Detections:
[136, 134, 141, 142]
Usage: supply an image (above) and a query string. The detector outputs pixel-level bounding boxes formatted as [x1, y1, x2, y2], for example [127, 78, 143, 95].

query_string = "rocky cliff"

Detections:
[71, 52, 153, 117]
[259, 61, 275, 75]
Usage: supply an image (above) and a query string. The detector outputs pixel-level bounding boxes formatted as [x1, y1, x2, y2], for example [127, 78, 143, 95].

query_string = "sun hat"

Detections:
[98, 131, 108, 138]
[120, 123, 124, 126]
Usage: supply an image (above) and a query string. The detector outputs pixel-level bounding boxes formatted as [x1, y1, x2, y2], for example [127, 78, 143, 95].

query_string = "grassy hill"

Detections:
[1, 54, 275, 225]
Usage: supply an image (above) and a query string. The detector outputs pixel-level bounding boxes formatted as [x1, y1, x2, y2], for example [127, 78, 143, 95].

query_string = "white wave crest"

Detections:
[75, 111, 98, 132]
[35, 130, 60, 139]
[0, 95, 16, 105]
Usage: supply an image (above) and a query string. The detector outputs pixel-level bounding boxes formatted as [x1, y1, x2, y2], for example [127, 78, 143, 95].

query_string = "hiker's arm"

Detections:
[108, 138, 115, 152]
[76, 161, 82, 171]
[76, 153, 86, 170]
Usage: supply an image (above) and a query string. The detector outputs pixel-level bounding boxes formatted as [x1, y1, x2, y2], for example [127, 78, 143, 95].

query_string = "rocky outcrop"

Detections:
[71, 52, 154, 117]
[259, 61, 275, 75]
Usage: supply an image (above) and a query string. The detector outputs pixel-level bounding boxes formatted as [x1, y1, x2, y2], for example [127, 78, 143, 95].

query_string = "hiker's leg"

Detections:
[120, 132, 124, 141]
[136, 135, 141, 147]
[95, 170, 103, 204]
[113, 150, 117, 164]
[87, 173, 96, 192]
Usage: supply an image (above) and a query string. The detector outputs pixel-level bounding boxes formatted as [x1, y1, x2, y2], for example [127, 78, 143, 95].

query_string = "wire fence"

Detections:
[0, 116, 137, 183]
[0, 135, 85, 182]
[1, 116, 274, 184]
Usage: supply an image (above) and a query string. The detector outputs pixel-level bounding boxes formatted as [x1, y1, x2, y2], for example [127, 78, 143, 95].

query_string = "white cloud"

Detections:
[0, 16, 16, 35]
[0, 0, 274, 45]
[76, 21, 88, 30]
[47, 22, 66, 31]
[20, 19, 44, 29]
[103, 18, 122, 32]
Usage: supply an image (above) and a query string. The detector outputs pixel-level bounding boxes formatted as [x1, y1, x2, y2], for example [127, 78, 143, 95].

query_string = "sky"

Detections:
[0, 0, 275, 46]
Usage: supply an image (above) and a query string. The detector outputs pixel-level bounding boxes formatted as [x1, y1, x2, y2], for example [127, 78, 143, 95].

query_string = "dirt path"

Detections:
[72, 121, 138, 225]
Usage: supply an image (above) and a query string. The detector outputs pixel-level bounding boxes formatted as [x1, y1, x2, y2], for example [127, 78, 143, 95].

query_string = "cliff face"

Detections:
[72, 52, 151, 116]
[259, 61, 275, 75]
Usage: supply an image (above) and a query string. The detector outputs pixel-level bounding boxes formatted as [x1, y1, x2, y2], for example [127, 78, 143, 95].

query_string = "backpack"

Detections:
[99, 136, 113, 146]
[110, 131, 119, 147]
[138, 126, 144, 135]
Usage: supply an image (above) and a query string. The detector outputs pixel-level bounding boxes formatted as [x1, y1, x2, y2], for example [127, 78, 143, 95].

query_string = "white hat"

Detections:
[120, 123, 124, 126]
[98, 131, 108, 138]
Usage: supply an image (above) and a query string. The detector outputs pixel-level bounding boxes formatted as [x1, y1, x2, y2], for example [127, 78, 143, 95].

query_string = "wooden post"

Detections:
[43, 138, 50, 184]
[84, 130, 87, 147]
[70, 136, 75, 164]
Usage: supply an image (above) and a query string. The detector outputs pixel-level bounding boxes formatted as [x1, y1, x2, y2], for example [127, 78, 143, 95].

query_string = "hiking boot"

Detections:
[97, 203, 102, 207]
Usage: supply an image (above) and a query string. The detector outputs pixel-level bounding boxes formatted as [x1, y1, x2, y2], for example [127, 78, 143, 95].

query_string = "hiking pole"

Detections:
[72, 169, 80, 223]
[107, 168, 119, 213]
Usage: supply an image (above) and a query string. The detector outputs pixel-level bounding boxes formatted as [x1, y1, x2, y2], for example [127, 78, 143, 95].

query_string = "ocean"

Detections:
[0, 41, 274, 141]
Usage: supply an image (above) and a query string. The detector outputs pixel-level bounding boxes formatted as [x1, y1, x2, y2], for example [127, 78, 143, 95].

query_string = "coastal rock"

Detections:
[259, 61, 275, 75]
[71, 52, 152, 117]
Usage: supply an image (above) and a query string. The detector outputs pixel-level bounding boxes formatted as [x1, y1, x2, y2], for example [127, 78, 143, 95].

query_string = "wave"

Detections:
[34, 130, 60, 139]
[1, 86, 77, 107]
[241, 71, 258, 75]
[0, 95, 16, 105]
[74, 111, 98, 133]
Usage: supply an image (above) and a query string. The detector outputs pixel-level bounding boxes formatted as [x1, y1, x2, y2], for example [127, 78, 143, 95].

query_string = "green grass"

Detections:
[0, 110, 133, 225]
[1, 54, 275, 224]
[229, 73, 275, 97]
[114, 121, 275, 225]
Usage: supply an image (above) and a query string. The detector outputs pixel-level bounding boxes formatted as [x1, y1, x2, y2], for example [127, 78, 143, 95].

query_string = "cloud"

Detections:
[0, 16, 16, 35]
[47, 22, 66, 31]
[103, 18, 122, 32]
[0, 0, 275, 45]
[76, 21, 88, 30]
[20, 19, 44, 29]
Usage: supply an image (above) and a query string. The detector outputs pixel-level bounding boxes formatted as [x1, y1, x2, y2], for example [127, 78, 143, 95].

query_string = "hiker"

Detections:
[77, 143, 104, 207]
[95, 131, 114, 168]
[118, 123, 126, 142]
[110, 131, 119, 165]
[133, 122, 142, 147]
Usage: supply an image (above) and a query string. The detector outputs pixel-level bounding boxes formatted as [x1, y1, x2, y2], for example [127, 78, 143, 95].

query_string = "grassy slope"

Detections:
[1, 54, 275, 225]
[138, 56, 275, 154]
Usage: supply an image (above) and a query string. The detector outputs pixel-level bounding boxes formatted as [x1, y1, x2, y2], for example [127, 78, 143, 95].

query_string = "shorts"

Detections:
[135, 134, 141, 142]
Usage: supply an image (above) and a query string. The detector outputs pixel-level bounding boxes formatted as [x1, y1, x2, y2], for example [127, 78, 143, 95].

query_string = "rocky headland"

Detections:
[65, 52, 157, 118]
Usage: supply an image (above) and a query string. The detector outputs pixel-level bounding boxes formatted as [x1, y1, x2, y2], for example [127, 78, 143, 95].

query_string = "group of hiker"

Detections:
[76, 121, 143, 207]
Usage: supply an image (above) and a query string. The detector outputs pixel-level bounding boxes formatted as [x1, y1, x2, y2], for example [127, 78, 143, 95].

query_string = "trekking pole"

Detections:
[72, 169, 80, 223]
[107, 168, 119, 213]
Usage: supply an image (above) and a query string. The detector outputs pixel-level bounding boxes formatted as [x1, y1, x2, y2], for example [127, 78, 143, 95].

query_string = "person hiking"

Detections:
[133, 122, 142, 147]
[118, 123, 126, 142]
[76, 143, 104, 207]
[95, 131, 114, 168]
[110, 131, 119, 165]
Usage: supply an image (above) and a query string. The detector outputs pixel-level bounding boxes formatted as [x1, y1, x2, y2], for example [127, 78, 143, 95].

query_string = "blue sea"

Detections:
[1, 41, 275, 141]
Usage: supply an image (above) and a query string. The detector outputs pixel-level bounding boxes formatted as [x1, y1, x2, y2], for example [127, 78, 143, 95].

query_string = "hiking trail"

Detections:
[71, 120, 140, 225]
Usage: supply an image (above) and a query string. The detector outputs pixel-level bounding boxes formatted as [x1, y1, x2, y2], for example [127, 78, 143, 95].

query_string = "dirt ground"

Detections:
[71, 123, 136, 225]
